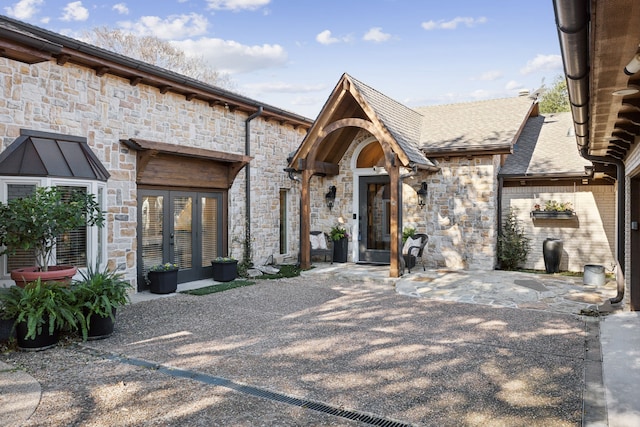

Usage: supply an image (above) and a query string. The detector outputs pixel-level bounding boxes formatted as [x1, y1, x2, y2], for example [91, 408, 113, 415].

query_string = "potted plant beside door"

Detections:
[211, 257, 238, 282]
[330, 224, 350, 263]
[147, 263, 179, 294]
[0, 186, 104, 287]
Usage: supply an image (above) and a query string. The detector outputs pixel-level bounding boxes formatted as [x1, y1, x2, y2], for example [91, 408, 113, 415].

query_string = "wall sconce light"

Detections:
[416, 182, 428, 209]
[325, 185, 336, 210]
[624, 53, 640, 75]
[584, 164, 594, 177]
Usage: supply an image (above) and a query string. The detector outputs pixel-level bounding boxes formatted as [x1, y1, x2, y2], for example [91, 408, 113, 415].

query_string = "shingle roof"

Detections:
[500, 112, 590, 177]
[414, 96, 535, 153]
[348, 75, 437, 168]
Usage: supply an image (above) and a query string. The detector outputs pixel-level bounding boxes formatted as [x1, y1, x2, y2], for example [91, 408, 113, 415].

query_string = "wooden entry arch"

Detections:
[288, 73, 438, 277]
[300, 121, 403, 276]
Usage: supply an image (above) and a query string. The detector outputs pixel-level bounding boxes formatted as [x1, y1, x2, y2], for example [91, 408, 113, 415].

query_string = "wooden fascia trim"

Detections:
[423, 145, 512, 158]
[123, 138, 252, 164]
[295, 158, 339, 176]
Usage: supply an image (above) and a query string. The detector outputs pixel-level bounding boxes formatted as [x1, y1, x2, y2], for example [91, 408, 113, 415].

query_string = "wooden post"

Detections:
[388, 155, 400, 278]
[299, 168, 313, 270]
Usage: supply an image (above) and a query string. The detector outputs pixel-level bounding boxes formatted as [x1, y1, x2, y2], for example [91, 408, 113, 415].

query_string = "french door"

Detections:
[358, 176, 391, 264]
[138, 189, 223, 290]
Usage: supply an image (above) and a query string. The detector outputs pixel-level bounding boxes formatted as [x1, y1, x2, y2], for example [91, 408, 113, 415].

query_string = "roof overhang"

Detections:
[554, 0, 640, 160]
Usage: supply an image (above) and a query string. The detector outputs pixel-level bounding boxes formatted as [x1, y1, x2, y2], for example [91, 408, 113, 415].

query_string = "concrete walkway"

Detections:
[2, 264, 639, 426]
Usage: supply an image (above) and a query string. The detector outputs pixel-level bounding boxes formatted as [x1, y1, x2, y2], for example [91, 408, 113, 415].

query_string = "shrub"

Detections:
[498, 208, 530, 270]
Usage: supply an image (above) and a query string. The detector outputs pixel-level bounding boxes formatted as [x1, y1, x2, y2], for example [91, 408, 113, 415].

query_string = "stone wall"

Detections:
[502, 185, 616, 272]
[307, 129, 501, 270]
[0, 58, 306, 287]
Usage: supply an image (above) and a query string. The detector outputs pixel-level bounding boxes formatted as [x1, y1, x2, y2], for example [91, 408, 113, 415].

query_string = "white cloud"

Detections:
[112, 3, 129, 15]
[422, 16, 487, 30]
[4, 0, 43, 19]
[315, 30, 352, 45]
[505, 80, 523, 90]
[61, 1, 88, 22]
[363, 27, 391, 43]
[243, 81, 326, 94]
[470, 89, 490, 99]
[316, 30, 340, 45]
[173, 38, 287, 74]
[118, 14, 209, 39]
[206, 0, 270, 11]
[520, 54, 562, 74]
[473, 70, 503, 81]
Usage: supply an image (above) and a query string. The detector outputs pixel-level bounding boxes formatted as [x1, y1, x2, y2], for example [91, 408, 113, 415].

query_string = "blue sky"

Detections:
[3, 0, 563, 119]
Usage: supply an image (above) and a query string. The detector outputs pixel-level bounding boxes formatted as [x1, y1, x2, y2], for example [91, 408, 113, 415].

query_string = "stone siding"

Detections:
[0, 58, 306, 288]
[502, 185, 616, 272]
[307, 129, 500, 269]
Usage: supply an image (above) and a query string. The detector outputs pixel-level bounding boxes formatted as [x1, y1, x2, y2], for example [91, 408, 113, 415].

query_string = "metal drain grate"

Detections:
[78, 345, 414, 427]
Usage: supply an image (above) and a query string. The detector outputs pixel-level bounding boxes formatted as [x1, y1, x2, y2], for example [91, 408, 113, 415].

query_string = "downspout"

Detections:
[244, 106, 263, 263]
[554, 0, 627, 304]
[581, 149, 626, 303]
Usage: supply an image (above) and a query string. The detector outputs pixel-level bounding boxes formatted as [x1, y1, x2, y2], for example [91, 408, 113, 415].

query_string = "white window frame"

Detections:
[0, 177, 107, 283]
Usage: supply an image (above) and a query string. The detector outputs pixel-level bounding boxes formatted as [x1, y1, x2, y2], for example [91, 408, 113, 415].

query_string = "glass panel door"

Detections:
[358, 176, 391, 264]
[138, 189, 223, 290]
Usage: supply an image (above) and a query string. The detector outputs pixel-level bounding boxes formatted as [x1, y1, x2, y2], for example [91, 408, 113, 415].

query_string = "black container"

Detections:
[543, 238, 563, 273]
[212, 260, 238, 282]
[86, 308, 116, 340]
[148, 269, 178, 294]
[16, 321, 59, 351]
[333, 238, 348, 263]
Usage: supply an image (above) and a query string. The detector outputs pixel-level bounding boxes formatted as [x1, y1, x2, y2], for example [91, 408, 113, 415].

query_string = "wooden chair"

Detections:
[403, 233, 428, 273]
[310, 231, 333, 263]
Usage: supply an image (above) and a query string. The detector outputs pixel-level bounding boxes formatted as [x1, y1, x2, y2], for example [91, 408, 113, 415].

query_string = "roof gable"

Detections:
[500, 112, 591, 178]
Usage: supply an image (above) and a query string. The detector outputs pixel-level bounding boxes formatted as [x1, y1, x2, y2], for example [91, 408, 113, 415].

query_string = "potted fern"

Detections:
[0, 186, 104, 287]
[0, 279, 82, 350]
[72, 263, 131, 340]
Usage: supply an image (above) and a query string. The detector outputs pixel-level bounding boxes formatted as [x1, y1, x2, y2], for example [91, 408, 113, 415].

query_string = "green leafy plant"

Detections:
[402, 227, 416, 244]
[329, 224, 349, 241]
[212, 257, 236, 263]
[0, 186, 104, 271]
[72, 263, 131, 339]
[0, 279, 81, 340]
[542, 200, 573, 212]
[498, 208, 531, 270]
[149, 262, 179, 272]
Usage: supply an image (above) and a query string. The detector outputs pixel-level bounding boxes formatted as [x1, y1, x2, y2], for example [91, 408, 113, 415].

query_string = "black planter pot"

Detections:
[16, 321, 59, 351]
[148, 269, 178, 294]
[333, 238, 348, 263]
[543, 238, 563, 274]
[86, 308, 116, 340]
[212, 260, 238, 282]
[0, 317, 15, 342]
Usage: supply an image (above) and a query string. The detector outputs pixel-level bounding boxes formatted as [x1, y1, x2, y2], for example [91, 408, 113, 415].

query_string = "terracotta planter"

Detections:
[148, 269, 178, 294]
[10, 265, 77, 288]
[211, 260, 238, 282]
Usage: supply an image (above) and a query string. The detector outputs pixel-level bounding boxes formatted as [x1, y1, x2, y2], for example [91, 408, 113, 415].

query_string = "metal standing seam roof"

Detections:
[415, 96, 535, 153]
[500, 111, 591, 177]
[347, 75, 437, 168]
[0, 129, 110, 181]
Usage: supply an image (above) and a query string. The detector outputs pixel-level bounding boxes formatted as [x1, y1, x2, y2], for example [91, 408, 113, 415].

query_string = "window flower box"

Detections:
[530, 211, 576, 219]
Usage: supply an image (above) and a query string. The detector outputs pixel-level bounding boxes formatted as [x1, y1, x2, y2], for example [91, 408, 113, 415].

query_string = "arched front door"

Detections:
[358, 175, 391, 264]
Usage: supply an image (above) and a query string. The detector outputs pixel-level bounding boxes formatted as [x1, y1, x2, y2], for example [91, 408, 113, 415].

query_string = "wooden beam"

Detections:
[618, 111, 640, 125]
[295, 158, 339, 176]
[159, 85, 172, 94]
[56, 54, 70, 65]
[386, 153, 401, 278]
[185, 93, 197, 101]
[299, 169, 313, 270]
[130, 76, 143, 86]
[95, 66, 109, 77]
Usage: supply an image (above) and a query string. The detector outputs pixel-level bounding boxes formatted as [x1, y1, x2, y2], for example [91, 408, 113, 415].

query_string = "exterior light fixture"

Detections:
[416, 182, 428, 209]
[584, 165, 594, 177]
[624, 53, 640, 75]
[325, 185, 336, 210]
